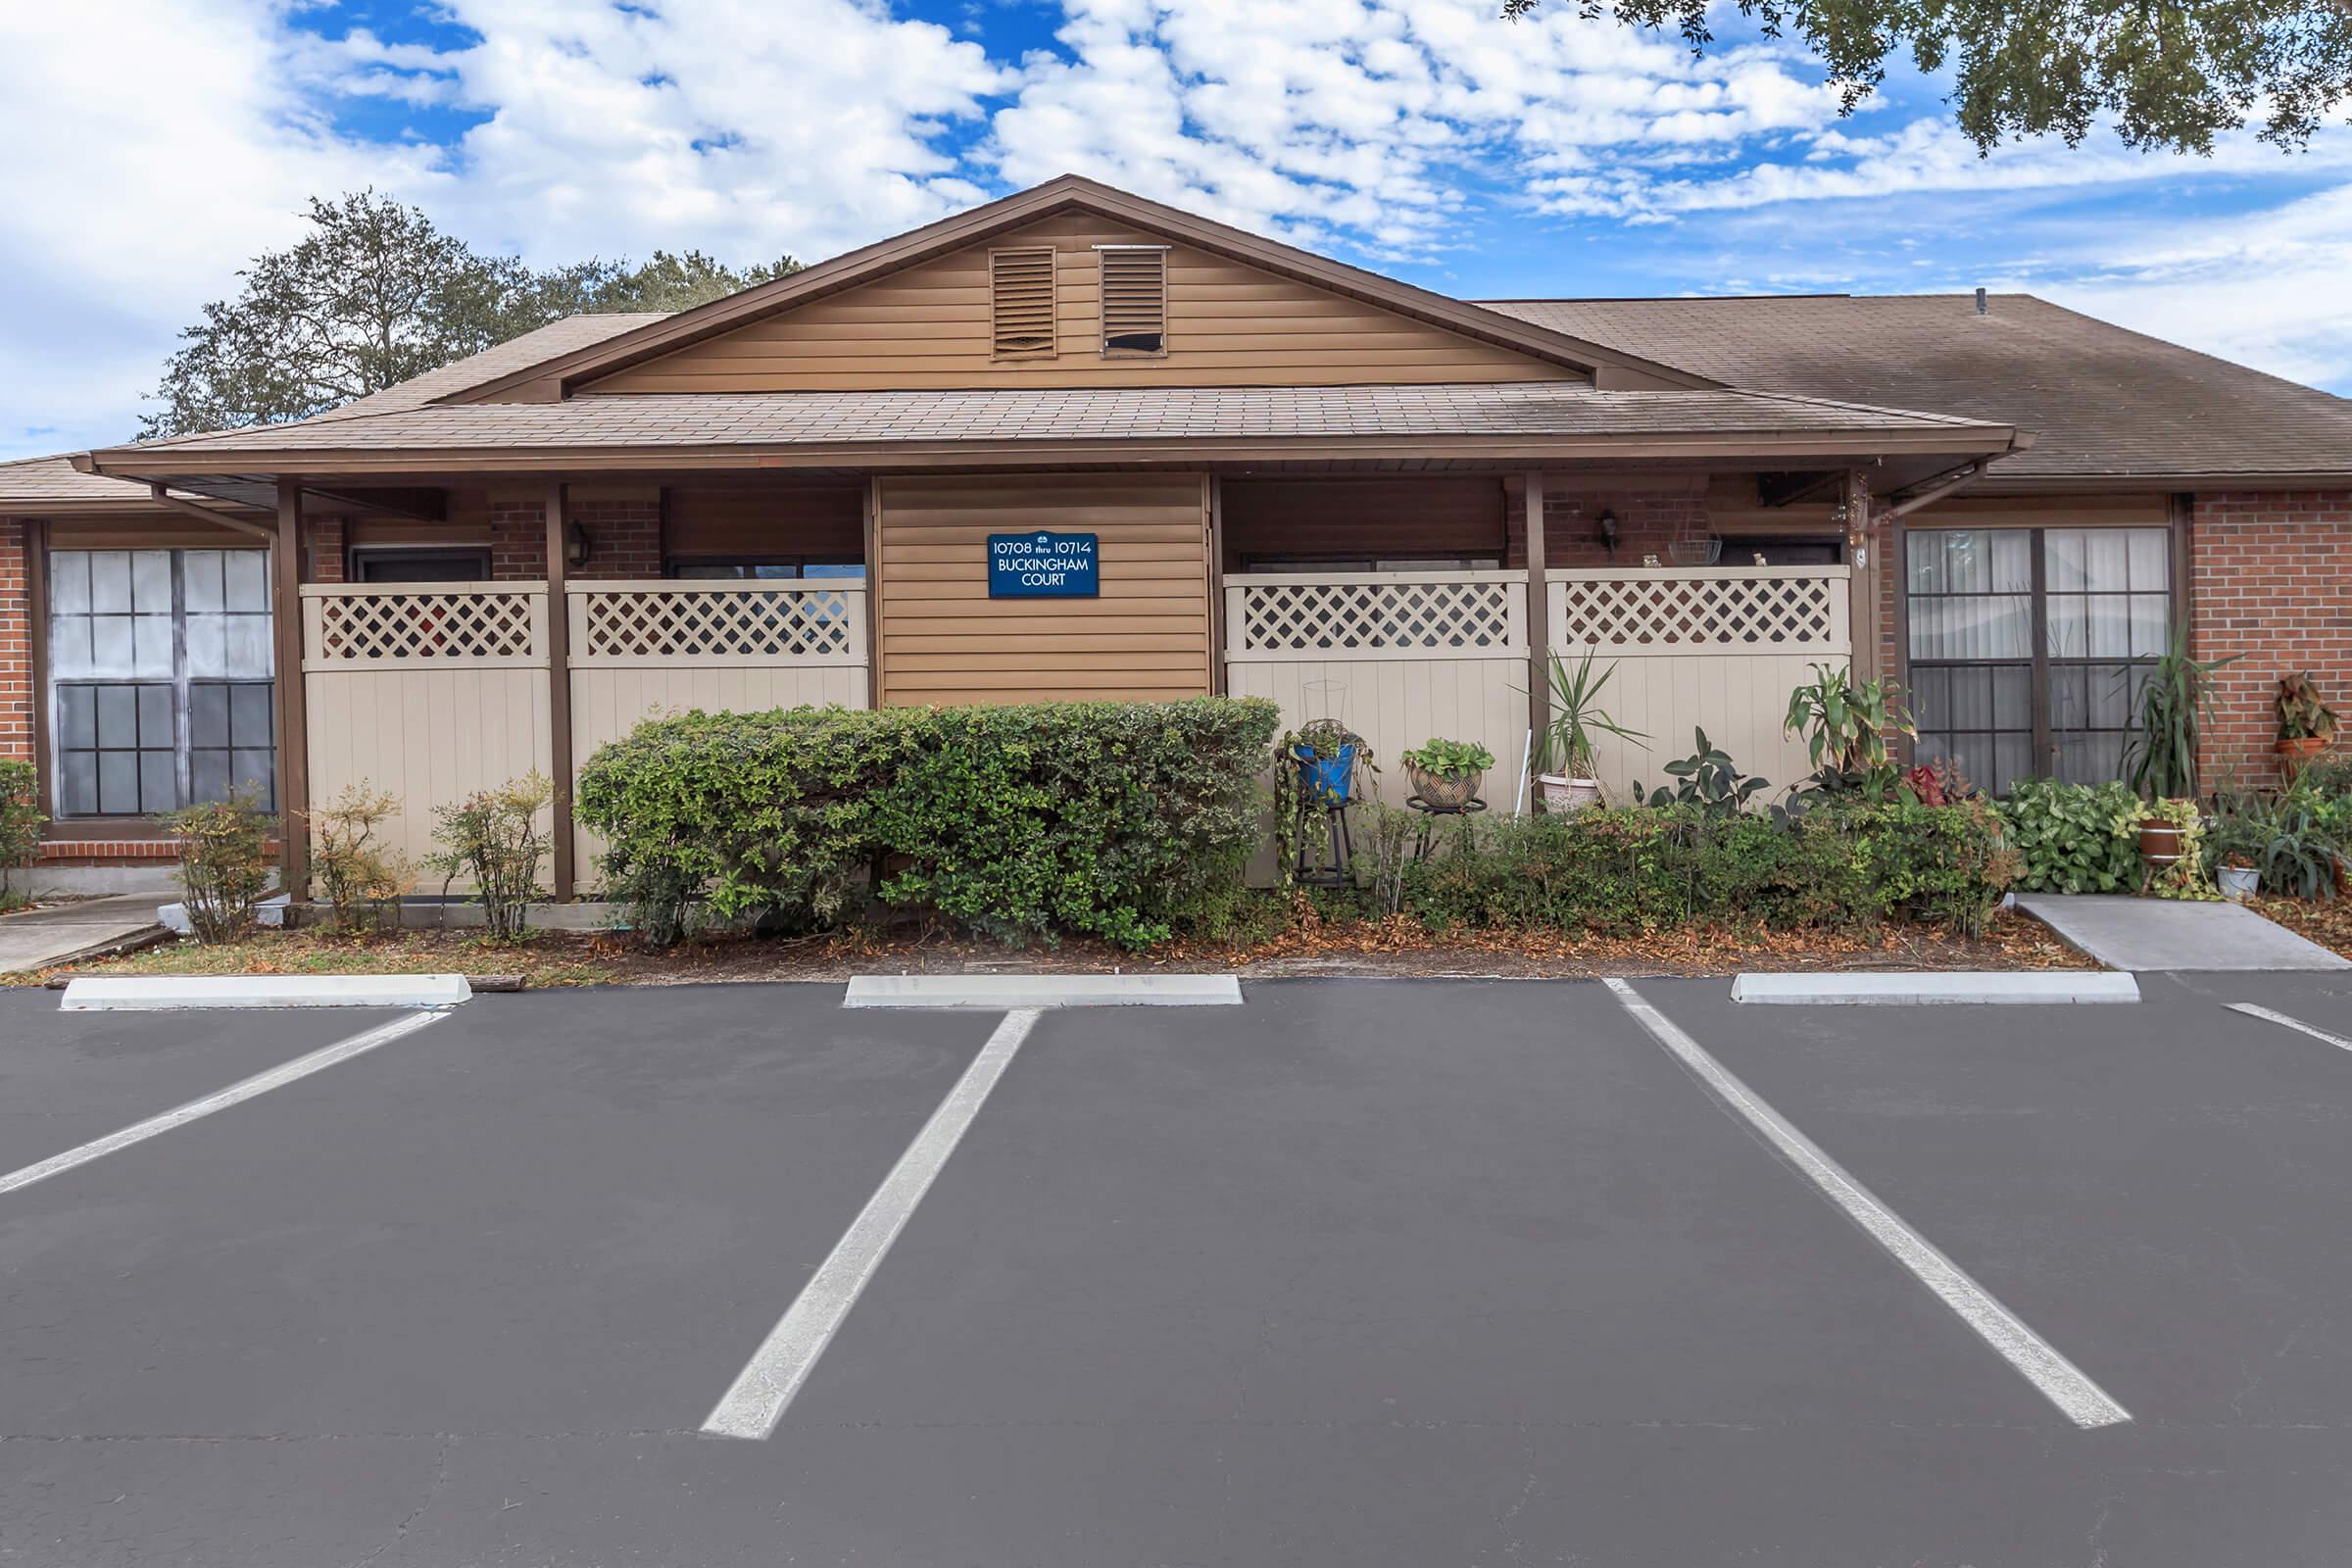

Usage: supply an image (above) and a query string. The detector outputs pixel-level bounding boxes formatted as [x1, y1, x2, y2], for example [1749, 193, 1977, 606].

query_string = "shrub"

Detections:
[427, 772, 552, 943]
[161, 789, 274, 944]
[576, 698, 1282, 950]
[0, 759, 41, 870]
[309, 782, 411, 934]
[1399, 798, 2013, 938]
[1996, 778, 2142, 894]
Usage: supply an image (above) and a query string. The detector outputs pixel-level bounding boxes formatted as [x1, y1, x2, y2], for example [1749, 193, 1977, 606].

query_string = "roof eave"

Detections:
[83, 424, 2016, 481]
[441, 175, 1723, 402]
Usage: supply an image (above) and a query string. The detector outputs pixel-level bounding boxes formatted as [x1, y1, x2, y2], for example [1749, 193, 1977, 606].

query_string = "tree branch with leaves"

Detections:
[1502, 0, 2352, 154]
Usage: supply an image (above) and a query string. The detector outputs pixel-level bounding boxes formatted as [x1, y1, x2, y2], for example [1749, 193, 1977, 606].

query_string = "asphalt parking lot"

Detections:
[4, 972, 2352, 1566]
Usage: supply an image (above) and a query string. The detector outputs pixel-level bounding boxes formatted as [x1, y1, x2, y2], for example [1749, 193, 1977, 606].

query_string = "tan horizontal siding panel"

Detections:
[882, 541, 1207, 564]
[889, 649, 1204, 672]
[883, 578, 1206, 603]
[874, 471, 1210, 708]
[589, 213, 1572, 394]
[884, 630, 1201, 653]
[889, 668, 1205, 693]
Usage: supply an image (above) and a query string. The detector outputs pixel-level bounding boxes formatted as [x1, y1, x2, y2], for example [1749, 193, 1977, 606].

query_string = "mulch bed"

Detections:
[16, 908, 2091, 988]
[2241, 896, 2352, 960]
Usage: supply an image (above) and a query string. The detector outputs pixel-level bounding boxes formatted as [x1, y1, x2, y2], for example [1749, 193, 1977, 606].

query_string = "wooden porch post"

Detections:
[1524, 471, 1550, 794]
[1842, 467, 1879, 683]
[271, 481, 311, 899]
[544, 483, 575, 902]
[1206, 473, 1227, 695]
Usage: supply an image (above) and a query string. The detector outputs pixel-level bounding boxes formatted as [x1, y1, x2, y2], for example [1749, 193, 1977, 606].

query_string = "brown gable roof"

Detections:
[84, 381, 2013, 477]
[0, 454, 154, 506]
[1481, 294, 2352, 485]
[445, 175, 1718, 402]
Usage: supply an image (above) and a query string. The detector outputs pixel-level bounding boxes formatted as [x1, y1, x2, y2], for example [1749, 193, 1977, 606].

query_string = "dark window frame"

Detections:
[662, 555, 866, 579]
[1903, 523, 2176, 795]
[347, 545, 494, 582]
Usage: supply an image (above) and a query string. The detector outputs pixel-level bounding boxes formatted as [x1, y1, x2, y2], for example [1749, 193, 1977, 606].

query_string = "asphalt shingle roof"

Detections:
[116, 381, 2004, 457]
[1479, 295, 2352, 481]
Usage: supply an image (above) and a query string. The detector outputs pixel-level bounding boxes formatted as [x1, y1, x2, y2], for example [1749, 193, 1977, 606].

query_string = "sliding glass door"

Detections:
[1905, 526, 2172, 795]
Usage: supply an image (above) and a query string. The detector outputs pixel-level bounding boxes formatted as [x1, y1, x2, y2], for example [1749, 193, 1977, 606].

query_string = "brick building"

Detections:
[3, 176, 2349, 889]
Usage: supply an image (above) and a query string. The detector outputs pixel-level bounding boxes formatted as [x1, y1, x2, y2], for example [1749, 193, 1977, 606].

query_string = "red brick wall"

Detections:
[571, 496, 662, 579]
[309, 515, 346, 584]
[1506, 486, 1711, 569]
[0, 519, 29, 762]
[2192, 490, 2352, 787]
[490, 499, 547, 579]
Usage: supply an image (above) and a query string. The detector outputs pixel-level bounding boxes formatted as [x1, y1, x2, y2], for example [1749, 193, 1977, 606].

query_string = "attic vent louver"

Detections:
[1097, 244, 1168, 355]
[991, 248, 1057, 358]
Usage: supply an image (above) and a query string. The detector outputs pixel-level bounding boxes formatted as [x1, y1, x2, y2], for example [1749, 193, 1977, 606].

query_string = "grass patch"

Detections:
[14, 928, 624, 988]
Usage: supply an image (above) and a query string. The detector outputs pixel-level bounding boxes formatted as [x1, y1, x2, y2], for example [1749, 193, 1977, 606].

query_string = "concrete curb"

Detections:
[59, 974, 473, 1011]
[1731, 972, 2141, 1005]
[845, 974, 1242, 1009]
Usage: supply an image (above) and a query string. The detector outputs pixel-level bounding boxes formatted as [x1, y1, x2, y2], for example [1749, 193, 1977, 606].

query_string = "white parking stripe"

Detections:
[0, 1010, 449, 1199]
[2225, 1002, 2352, 1054]
[1603, 978, 2132, 1430]
[702, 1006, 1043, 1441]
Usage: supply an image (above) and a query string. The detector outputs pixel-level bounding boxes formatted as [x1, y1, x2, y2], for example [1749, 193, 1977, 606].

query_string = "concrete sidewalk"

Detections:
[2015, 893, 2350, 972]
[0, 893, 170, 975]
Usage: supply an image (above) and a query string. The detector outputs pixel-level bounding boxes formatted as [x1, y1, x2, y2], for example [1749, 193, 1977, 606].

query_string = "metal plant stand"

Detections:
[1404, 793, 1486, 861]
[1292, 792, 1356, 887]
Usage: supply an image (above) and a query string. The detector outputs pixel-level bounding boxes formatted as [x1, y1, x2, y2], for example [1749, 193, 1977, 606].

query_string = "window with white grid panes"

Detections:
[47, 549, 274, 816]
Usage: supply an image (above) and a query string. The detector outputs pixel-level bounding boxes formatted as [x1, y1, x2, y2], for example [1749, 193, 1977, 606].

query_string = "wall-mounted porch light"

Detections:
[1595, 509, 1619, 558]
[565, 519, 594, 569]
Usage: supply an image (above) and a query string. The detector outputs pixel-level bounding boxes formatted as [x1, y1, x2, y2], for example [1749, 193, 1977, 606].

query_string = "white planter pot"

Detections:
[2218, 864, 2260, 902]
[1538, 774, 1601, 811]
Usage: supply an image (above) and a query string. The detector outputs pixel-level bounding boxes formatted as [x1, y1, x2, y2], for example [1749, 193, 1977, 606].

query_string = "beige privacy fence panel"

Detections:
[1547, 565, 1850, 803]
[1224, 571, 1531, 810]
[567, 580, 871, 879]
[302, 583, 554, 878]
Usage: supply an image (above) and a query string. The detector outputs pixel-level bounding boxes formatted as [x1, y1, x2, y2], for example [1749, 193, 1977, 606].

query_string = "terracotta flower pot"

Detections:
[2278, 735, 2331, 782]
[1407, 763, 1482, 811]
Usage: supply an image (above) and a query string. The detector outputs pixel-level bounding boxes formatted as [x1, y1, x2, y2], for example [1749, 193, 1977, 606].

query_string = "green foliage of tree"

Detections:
[1501, 0, 2352, 154]
[141, 191, 803, 437]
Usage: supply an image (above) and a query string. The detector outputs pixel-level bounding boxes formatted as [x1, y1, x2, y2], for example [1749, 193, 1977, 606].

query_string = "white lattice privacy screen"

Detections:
[569, 582, 865, 665]
[302, 585, 546, 666]
[1224, 571, 1527, 661]
[1548, 566, 1849, 652]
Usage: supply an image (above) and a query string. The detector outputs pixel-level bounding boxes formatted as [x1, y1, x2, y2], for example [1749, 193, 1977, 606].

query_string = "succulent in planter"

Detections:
[2276, 671, 2339, 780]
[1531, 650, 1645, 810]
[1400, 737, 1494, 811]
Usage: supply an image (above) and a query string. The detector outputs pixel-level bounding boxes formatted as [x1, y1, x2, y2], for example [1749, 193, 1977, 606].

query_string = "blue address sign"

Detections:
[988, 530, 1100, 598]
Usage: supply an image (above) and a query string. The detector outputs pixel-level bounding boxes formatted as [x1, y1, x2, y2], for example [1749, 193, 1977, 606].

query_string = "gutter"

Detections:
[1880, 432, 2038, 518]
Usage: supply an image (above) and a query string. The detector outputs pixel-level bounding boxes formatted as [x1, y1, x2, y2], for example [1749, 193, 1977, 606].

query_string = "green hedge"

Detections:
[575, 698, 1281, 948]
[1401, 799, 2017, 937]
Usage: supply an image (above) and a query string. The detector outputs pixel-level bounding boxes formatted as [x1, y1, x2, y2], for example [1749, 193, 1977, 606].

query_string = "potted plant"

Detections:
[2276, 671, 2338, 781]
[2132, 795, 2197, 871]
[2121, 622, 2235, 850]
[1533, 650, 1646, 810]
[1400, 737, 1494, 811]
[1289, 718, 1370, 808]
[2205, 798, 2267, 902]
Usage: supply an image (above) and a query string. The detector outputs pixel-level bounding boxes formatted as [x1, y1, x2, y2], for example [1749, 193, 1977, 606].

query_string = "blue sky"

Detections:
[4, 0, 2350, 460]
